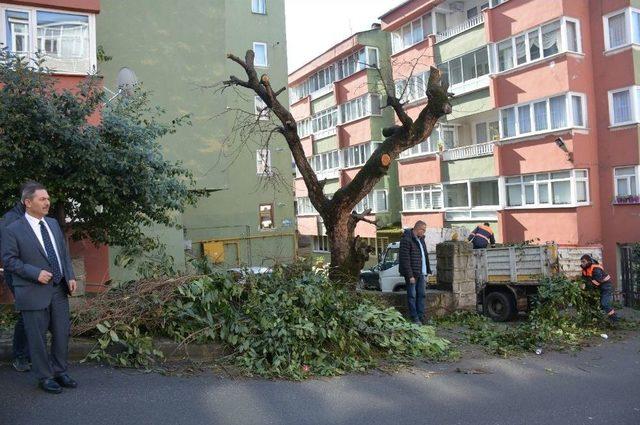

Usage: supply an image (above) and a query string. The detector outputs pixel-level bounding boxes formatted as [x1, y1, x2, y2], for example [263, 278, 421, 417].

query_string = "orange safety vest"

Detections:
[472, 225, 494, 243]
[581, 264, 611, 286]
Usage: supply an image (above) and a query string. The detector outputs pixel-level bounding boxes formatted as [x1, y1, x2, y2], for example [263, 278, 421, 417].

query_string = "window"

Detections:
[310, 150, 340, 174]
[395, 69, 429, 104]
[355, 190, 388, 213]
[336, 47, 374, 80]
[445, 183, 469, 208]
[253, 42, 268, 67]
[443, 180, 499, 210]
[254, 96, 269, 120]
[340, 94, 381, 123]
[436, 47, 490, 90]
[399, 134, 439, 158]
[491, 18, 581, 73]
[499, 93, 586, 139]
[1, 7, 95, 74]
[608, 86, 640, 126]
[614, 166, 639, 199]
[296, 197, 317, 215]
[440, 124, 459, 149]
[313, 235, 330, 252]
[505, 169, 589, 207]
[258, 204, 274, 229]
[297, 118, 312, 138]
[604, 8, 640, 51]
[402, 185, 443, 211]
[256, 149, 271, 175]
[342, 142, 377, 168]
[311, 107, 338, 138]
[251, 0, 266, 14]
[471, 180, 500, 206]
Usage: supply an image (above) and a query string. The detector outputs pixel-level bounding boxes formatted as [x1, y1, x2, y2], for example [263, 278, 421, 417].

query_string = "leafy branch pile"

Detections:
[73, 264, 450, 379]
[435, 275, 616, 356]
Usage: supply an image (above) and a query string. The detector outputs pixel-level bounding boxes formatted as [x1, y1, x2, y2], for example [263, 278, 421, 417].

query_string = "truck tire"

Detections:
[484, 291, 516, 322]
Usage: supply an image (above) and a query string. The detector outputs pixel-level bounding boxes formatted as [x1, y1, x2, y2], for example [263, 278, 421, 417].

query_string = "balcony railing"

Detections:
[442, 141, 495, 161]
[435, 14, 484, 44]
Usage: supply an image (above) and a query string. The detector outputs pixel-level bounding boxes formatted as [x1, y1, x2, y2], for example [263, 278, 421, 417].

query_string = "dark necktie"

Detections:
[39, 220, 63, 284]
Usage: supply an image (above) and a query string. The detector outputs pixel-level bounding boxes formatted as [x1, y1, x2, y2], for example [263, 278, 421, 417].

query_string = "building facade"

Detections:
[96, 0, 295, 284]
[380, 0, 640, 281]
[288, 27, 400, 261]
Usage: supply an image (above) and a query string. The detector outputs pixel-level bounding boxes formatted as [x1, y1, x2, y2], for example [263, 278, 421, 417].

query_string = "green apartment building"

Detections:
[97, 0, 295, 281]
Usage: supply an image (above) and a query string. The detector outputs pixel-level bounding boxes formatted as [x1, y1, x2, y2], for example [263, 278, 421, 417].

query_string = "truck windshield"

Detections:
[383, 247, 399, 265]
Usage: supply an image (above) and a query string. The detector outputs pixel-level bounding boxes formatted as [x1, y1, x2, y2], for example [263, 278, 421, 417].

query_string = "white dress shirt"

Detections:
[24, 213, 63, 272]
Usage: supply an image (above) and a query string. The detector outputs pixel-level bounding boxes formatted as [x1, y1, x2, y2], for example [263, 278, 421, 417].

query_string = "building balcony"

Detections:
[435, 13, 484, 44]
[442, 141, 495, 161]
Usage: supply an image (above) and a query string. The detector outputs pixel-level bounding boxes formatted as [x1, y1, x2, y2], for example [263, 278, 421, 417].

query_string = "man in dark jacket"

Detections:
[0, 199, 30, 371]
[399, 221, 432, 324]
[468, 222, 496, 249]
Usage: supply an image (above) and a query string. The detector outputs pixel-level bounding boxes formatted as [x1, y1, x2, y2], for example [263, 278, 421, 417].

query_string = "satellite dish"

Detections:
[117, 67, 138, 95]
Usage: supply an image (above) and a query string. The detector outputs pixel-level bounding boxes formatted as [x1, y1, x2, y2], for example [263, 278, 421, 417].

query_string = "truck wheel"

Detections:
[484, 291, 515, 322]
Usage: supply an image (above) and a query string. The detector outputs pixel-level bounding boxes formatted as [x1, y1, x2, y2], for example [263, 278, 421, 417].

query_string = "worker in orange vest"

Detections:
[467, 222, 495, 249]
[580, 254, 619, 322]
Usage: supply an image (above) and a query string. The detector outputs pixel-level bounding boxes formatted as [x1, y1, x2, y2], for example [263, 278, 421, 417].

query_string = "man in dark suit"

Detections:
[0, 196, 30, 372]
[1, 182, 78, 394]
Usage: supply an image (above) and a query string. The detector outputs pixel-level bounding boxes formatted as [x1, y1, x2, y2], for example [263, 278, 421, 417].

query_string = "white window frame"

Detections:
[251, 0, 266, 14]
[395, 69, 429, 104]
[498, 92, 587, 140]
[342, 141, 380, 169]
[355, 190, 388, 214]
[608, 86, 640, 127]
[603, 8, 640, 52]
[443, 178, 501, 211]
[339, 93, 382, 124]
[297, 117, 312, 138]
[254, 96, 269, 120]
[437, 46, 491, 94]
[504, 169, 590, 209]
[313, 235, 330, 252]
[256, 149, 272, 176]
[0, 4, 97, 75]
[311, 106, 338, 139]
[296, 197, 318, 216]
[613, 165, 640, 201]
[489, 17, 582, 75]
[252, 42, 268, 67]
[472, 119, 500, 144]
[401, 184, 444, 212]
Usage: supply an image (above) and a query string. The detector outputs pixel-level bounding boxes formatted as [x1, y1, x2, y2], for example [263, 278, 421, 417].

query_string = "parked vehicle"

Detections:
[360, 242, 601, 321]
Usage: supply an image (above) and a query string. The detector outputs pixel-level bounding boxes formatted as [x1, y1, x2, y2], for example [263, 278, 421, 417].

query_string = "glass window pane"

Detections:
[502, 108, 516, 137]
[552, 171, 571, 179]
[633, 11, 640, 44]
[608, 13, 627, 49]
[450, 58, 463, 85]
[542, 21, 561, 56]
[566, 20, 578, 52]
[528, 29, 540, 60]
[422, 13, 433, 35]
[507, 185, 523, 206]
[515, 35, 527, 65]
[550, 96, 567, 128]
[462, 52, 476, 81]
[525, 185, 535, 204]
[616, 178, 629, 196]
[471, 181, 499, 206]
[436, 12, 447, 34]
[437, 63, 449, 87]
[476, 122, 488, 144]
[489, 121, 500, 141]
[446, 183, 469, 208]
[402, 23, 412, 46]
[253, 43, 267, 66]
[615, 166, 636, 176]
[538, 183, 549, 203]
[534, 101, 548, 131]
[518, 104, 531, 134]
[37, 11, 90, 73]
[552, 180, 571, 204]
[475, 47, 490, 76]
[576, 181, 587, 202]
[612, 90, 632, 124]
[6, 10, 30, 54]
[498, 40, 514, 71]
[572, 95, 584, 126]
[412, 19, 423, 45]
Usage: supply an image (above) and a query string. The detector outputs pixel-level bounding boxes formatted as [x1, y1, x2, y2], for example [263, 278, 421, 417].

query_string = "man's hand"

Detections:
[68, 279, 77, 294]
[38, 270, 53, 284]
[409, 277, 416, 284]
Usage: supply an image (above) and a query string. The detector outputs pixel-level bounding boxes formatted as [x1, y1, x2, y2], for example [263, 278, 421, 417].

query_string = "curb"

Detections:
[0, 335, 225, 363]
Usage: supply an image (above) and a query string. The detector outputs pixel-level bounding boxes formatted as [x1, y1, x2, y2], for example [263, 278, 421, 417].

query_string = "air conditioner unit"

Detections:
[450, 1, 465, 11]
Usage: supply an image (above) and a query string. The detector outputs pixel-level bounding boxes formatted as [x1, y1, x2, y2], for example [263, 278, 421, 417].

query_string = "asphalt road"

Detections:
[1, 333, 639, 425]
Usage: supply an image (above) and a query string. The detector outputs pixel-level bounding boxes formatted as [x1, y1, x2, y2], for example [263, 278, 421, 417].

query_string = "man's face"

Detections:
[25, 189, 50, 218]
[580, 258, 589, 269]
[414, 225, 426, 238]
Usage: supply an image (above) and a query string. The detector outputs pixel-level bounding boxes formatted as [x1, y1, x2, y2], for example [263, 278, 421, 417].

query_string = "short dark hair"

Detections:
[483, 222, 490, 227]
[413, 220, 427, 229]
[21, 182, 46, 203]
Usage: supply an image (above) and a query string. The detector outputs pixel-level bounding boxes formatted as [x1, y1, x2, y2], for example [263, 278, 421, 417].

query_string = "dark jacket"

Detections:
[0, 202, 25, 291]
[468, 224, 495, 249]
[399, 228, 431, 279]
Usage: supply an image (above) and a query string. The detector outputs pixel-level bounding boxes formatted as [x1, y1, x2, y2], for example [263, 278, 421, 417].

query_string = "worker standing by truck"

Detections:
[399, 221, 431, 325]
[580, 254, 619, 323]
[467, 222, 495, 249]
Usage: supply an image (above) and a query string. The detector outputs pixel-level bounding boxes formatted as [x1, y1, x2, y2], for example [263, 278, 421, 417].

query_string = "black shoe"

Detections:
[54, 374, 77, 388]
[39, 378, 62, 394]
[12, 357, 31, 372]
[411, 318, 421, 325]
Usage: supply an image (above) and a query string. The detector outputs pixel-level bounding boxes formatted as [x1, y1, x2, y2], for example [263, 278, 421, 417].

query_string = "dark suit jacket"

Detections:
[0, 202, 26, 291]
[1, 216, 76, 310]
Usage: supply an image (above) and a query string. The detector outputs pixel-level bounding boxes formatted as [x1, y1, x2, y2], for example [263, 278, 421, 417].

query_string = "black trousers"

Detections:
[21, 283, 70, 381]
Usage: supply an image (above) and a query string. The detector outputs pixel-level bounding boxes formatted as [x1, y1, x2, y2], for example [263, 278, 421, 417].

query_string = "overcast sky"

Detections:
[285, 0, 403, 73]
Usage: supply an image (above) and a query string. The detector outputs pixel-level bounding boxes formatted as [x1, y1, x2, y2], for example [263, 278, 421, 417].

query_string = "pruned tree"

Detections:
[222, 50, 452, 283]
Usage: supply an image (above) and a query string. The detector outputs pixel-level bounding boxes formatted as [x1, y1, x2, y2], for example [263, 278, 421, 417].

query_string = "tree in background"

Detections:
[0, 49, 200, 253]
